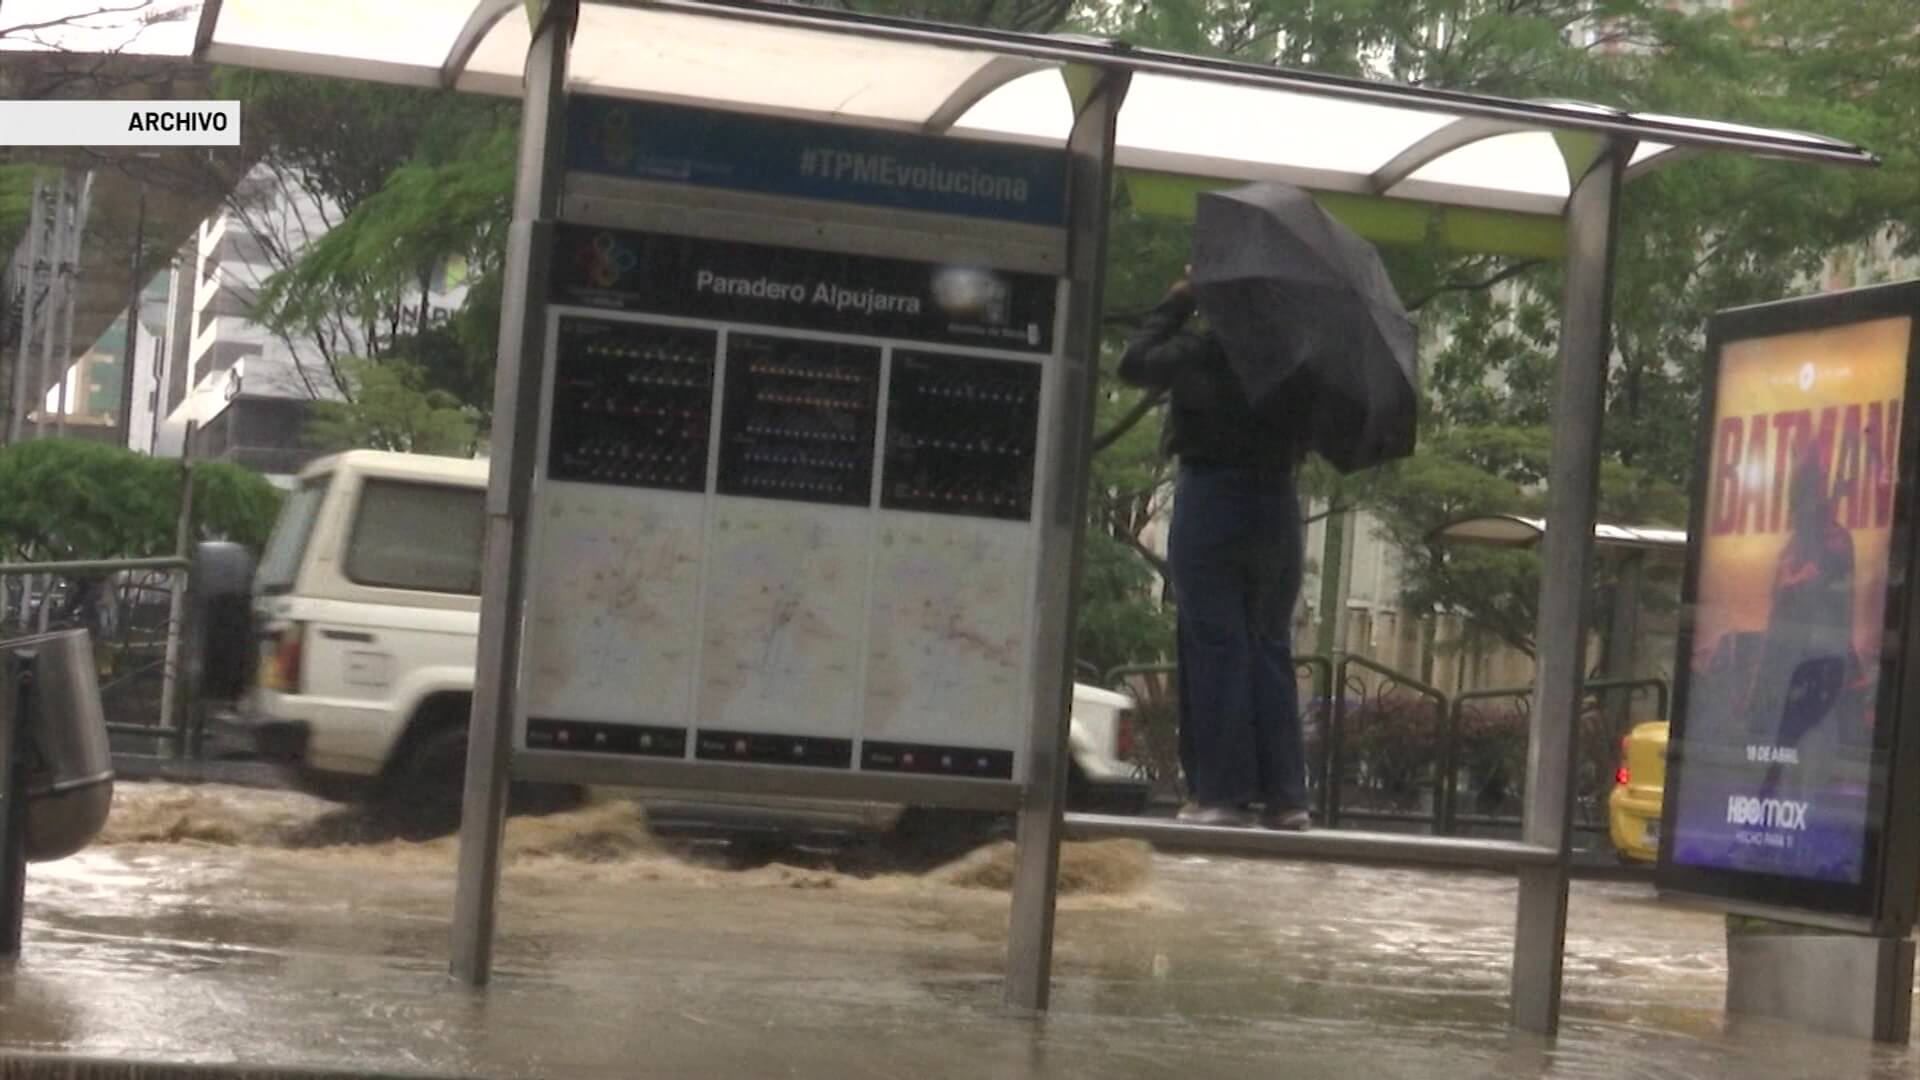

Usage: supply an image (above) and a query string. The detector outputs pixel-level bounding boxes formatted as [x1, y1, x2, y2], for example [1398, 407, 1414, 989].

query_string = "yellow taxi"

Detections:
[1608, 721, 1668, 863]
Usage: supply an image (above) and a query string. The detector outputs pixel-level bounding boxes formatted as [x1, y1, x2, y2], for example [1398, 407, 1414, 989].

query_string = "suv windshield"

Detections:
[255, 476, 328, 595]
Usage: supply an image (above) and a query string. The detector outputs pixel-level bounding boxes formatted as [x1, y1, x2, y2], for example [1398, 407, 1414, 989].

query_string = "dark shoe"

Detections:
[1177, 803, 1257, 828]
[1262, 808, 1312, 832]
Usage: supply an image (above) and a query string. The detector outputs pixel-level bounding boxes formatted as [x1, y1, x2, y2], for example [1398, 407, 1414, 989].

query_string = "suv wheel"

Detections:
[377, 724, 583, 837]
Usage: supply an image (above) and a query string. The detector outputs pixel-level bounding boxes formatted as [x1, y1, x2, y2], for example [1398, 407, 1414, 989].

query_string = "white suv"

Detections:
[208, 450, 1150, 840]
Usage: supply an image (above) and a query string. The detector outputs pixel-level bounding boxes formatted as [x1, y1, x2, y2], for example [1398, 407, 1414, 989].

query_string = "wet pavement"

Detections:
[0, 783, 1914, 1078]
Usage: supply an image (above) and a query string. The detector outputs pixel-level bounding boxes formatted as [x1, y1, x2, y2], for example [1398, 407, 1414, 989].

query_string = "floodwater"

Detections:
[0, 783, 1914, 1078]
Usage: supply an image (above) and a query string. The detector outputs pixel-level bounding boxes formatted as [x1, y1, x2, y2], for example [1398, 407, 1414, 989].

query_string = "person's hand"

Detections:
[1168, 267, 1193, 299]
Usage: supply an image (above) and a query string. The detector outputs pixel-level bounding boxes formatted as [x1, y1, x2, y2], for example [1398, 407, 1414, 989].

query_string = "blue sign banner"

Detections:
[566, 95, 1068, 229]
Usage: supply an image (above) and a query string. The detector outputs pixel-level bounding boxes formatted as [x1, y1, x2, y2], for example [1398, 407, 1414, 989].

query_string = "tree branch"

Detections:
[1117, 526, 1169, 579]
[1091, 389, 1166, 453]
[1406, 259, 1543, 311]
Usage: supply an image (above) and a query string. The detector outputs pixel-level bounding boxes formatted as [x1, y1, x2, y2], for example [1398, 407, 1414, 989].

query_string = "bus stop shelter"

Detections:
[188, 0, 1878, 1039]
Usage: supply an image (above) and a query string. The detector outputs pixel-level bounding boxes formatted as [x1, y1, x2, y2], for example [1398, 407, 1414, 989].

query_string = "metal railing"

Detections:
[1325, 654, 1451, 830]
[0, 556, 193, 750]
[1104, 654, 1669, 841]
[1445, 676, 1669, 836]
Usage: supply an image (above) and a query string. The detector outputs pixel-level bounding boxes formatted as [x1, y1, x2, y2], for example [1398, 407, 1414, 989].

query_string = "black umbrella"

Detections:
[1190, 182, 1419, 473]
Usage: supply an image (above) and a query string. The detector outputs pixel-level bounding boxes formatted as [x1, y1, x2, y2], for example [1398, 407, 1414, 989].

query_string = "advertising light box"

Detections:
[1659, 282, 1920, 931]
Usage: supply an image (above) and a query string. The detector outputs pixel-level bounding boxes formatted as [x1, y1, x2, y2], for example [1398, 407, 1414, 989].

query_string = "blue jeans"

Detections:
[1168, 462, 1307, 810]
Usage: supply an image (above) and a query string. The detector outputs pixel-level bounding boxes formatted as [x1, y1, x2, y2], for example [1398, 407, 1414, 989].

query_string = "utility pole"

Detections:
[32, 173, 69, 441]
[7, 178, 45, 445]
[54, 172, 94, 440]
[117, 181, 148, 451]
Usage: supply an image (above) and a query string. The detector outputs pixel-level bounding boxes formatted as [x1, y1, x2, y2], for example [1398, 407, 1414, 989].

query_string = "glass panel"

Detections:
[211, 0, 472, 69]
[465, 4, 1011, 124]
[344, 479, 486, 595]
[254, 477, 328, 595]
[1113, 74, 1460, 178]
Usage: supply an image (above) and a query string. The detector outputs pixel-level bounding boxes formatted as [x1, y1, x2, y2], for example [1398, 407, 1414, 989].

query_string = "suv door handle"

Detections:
[320, 630, 376, 644]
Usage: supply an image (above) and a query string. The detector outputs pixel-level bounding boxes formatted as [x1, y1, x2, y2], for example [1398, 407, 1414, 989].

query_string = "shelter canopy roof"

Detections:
[196, 0, 1874, 225]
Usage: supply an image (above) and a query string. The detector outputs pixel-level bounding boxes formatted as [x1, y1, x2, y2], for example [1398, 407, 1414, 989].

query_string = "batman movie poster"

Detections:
[1669, 315, 1913, 886]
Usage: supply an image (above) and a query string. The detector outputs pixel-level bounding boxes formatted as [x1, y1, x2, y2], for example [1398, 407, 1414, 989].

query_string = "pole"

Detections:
[1509, 136, 1630, 1036]
[1003, 63, 1129, 1013]
[55, 172, 93, 441]
[8, 178, 45, 445]
[0, 646, 30, 957]
[1333, 508, 1359, 660]
[32, 174, 68, 441]
[1602, 549, 1644, 733]
[156, 450, 195, 761]
[451, 0, 576, 987]
[118, 182, 147, 451]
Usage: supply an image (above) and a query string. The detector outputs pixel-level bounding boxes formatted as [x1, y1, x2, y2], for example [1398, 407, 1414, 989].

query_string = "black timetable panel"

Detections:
[881, 351, 1041, 521]
[717, 333, 881, 506]
[549, 318, 716, 491]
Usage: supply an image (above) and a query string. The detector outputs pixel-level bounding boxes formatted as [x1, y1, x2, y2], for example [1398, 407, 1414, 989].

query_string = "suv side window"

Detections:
[344, 478, 486, 595]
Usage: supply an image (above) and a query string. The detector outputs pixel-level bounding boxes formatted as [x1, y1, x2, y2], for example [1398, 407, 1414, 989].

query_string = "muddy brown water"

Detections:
[0, 783, 1915, 1078]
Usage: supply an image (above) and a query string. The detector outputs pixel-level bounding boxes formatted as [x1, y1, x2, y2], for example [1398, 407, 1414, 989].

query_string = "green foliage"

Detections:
[306, 358, 481, 457]
[218, 69, 518, 415]
[1074, 528, 1176, 676]
[0, 439, 282, 561]
[192, 462, 287, 552]
[0, 164, 49, 259]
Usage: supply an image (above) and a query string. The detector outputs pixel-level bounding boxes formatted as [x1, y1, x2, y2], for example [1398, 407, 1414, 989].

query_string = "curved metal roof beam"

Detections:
[192, 0, 226, 60]
[1624, 144, 1703, 184]
[1366, 116, 1532, 195]
[922, 53, 1054, 133]
[443, 0, 522, 89]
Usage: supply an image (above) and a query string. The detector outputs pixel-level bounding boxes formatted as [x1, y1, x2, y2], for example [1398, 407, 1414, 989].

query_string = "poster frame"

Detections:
[1657, 280, 1920, 935]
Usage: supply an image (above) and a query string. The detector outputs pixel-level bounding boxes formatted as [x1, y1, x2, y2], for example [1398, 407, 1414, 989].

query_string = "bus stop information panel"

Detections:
[512, 95, 1070, 792]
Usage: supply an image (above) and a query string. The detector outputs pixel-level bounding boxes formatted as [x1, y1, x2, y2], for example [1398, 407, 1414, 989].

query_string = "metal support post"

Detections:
[8, 178, 45, 445]
[156, 457, 195, 759]
[451, 0, 575, 988]
[1324, 507, 1360, 826]
[1510, 137, 1631, 1036]
[1004, 63, 1129, 1013]
[0, 648, 28, 957]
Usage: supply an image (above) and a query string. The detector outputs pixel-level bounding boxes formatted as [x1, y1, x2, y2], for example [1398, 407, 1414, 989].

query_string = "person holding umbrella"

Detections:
[1120, 181, 1420, 831]
[1120, 266, 1317, 830]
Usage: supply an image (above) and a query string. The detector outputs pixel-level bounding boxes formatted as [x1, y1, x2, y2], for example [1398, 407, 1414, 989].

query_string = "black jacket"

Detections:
[1118, 290, 1312, 468]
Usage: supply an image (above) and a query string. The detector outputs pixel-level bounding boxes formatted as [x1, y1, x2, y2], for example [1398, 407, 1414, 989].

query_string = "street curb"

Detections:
[0, 1053, 458, 1080]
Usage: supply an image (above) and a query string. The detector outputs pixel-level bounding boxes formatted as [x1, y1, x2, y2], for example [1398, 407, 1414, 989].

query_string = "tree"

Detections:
[208, 70, 518, 406]
[304, 357, 481, 457]
[0, 438, 282, 561]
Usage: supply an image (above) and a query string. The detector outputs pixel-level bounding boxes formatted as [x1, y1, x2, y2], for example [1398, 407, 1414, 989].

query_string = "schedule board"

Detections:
[516, 191, 1063, 786]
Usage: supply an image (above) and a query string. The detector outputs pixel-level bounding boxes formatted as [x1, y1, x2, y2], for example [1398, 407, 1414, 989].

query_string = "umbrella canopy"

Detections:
[1190, 182, 1420, 473]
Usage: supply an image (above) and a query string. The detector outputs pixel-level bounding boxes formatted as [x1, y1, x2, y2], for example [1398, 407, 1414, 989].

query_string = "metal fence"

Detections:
[1104, 655, 1669, 840]
[0, 556, 193, 754]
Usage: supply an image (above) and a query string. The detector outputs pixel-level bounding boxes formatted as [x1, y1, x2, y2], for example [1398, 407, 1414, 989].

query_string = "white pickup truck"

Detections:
[204, 450, 1150, 844]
